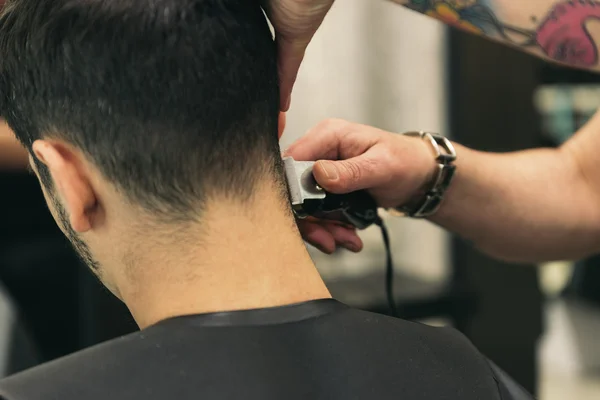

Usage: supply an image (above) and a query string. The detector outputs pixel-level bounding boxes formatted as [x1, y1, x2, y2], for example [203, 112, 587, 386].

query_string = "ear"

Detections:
[32, 140, 97, 233]
[278, 112, 286, 140]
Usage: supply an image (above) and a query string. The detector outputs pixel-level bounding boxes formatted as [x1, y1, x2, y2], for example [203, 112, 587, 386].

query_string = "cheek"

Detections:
[30, 158, 67, 232]
[42, 192, 61, 226]
[39, 185, 68, 233]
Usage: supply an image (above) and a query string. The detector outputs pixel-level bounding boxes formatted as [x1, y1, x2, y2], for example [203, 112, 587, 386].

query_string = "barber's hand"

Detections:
[262, 0, 335, 111]
[284, 119, 437, 253]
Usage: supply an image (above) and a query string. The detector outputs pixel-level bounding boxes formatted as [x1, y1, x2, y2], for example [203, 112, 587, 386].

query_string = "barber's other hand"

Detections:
[284, 119, 437, 253]
[262, 0, 334, 111]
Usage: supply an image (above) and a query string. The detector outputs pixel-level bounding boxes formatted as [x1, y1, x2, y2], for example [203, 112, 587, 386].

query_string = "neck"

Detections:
[116, 187, 331, 328]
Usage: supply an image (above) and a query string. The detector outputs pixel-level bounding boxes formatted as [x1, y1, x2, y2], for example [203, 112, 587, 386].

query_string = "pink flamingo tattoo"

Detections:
[536, 0, 600, 66]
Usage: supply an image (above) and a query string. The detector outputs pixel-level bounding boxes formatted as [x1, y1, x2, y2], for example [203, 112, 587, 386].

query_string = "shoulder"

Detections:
[337, 308, 534, 399]
[488, 361, 535, 400]
[0, 327, 162, 400]
[340, 307, 485, 357]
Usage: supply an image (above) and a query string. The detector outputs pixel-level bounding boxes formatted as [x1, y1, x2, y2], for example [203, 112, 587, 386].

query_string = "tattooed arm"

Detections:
[429, 112, 600, 262]
[391, 0, 600, 71]
[0, 121, 28, 170]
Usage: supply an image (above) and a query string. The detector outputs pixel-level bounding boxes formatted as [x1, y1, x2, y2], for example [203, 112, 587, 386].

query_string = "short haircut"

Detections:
[0, 0, 285, 221]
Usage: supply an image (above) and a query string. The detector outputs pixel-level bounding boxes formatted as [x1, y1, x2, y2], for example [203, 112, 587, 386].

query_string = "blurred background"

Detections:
[1, 1, 600, 398]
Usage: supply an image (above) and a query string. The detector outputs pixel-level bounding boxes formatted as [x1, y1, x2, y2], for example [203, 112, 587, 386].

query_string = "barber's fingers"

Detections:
[285, 119, 382, 162]
[298, 219, 363, 254]
[311, 149, 392, 195]
[276, 37, 306, 111]
[264, 0, 335, 110]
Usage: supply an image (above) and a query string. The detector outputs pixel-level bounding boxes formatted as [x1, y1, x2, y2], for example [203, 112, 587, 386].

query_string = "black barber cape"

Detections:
[0, 299, 531, 400]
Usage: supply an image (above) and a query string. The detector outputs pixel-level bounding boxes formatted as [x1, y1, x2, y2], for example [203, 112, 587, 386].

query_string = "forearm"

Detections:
[0, 121, 28, 170]
[391, 0, 600, 72]
[430, 139, 600, 263]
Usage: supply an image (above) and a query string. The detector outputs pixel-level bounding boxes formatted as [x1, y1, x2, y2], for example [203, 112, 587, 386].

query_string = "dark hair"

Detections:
[0, 0, 285, 221]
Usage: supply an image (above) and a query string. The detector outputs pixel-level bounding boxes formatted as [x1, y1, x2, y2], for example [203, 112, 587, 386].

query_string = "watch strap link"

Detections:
[395, 131, 457, 218]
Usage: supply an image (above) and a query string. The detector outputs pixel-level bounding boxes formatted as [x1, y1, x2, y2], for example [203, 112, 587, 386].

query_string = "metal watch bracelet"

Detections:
[389, 131, 457, 218]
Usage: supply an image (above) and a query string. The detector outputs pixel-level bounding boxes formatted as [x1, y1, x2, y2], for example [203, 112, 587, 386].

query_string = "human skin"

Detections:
[0, 121, 28, 170]
[285, 111, 600, 263]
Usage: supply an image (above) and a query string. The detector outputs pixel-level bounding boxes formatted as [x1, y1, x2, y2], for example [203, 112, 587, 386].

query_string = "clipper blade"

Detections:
[283, 157, 326, 206]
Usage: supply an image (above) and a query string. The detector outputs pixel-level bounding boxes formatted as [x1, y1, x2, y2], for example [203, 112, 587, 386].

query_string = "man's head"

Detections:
[0, 0, 288, 292]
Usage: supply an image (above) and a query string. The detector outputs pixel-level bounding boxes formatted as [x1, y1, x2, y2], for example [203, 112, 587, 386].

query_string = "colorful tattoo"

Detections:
[536, 1, 600, 66]
[405, 0, 600, 68]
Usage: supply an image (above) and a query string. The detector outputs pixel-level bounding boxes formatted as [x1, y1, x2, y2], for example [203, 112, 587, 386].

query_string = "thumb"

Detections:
[313, 157, 380, 194]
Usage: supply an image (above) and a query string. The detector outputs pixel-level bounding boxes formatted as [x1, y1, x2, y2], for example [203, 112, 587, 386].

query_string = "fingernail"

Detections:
[285, 96, 291, 111]
[317, 245, 334, 255]
[319, 162, 338, 181]
[343, 242, 359, 252]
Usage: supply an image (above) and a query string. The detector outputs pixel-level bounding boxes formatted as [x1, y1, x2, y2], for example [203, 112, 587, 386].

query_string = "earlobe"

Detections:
[278, 112, 286, 140]
[32, 140, 97, 233]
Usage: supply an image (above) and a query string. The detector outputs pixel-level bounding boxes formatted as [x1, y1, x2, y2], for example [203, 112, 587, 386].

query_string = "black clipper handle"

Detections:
[295, 190, 379, 230]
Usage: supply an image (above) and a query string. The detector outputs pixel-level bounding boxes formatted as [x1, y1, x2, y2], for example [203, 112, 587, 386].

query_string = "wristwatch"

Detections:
[389, 131, 457, 218]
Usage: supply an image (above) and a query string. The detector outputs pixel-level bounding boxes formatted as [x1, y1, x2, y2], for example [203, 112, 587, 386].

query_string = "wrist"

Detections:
[393, 132, 457, 218]
[415, 135, 442, 193]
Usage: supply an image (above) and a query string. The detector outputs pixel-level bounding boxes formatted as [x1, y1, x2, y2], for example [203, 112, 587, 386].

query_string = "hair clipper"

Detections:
[283, 157, 379, 230]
